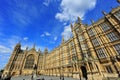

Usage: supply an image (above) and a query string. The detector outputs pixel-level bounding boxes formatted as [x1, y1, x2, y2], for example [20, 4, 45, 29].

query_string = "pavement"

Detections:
[10, 75, 120, 80]
[11, 75, 81, 80]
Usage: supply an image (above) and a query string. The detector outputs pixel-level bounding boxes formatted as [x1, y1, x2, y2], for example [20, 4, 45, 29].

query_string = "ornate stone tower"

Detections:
[43, 48, 48, 74]
[2, 42, 21, 77]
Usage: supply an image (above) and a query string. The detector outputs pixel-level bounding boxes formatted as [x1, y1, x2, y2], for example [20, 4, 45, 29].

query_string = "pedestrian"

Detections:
[60, 76, 61, 80]
[62, 76, 64, 80]
[31, 75, 33, 80]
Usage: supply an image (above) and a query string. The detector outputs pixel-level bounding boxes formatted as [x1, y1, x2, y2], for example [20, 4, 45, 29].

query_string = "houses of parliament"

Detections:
[2, 1, 120, 80]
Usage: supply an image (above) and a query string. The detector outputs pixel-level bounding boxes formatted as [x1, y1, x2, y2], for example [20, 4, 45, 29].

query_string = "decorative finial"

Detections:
[62, 36, 65, 43]
[38, 48, 41, 53]
[33, 43, 35, 49]
[102, 11, 107, 15]
[78, 16, 82, 24]
[44, 48, 48, 54]
[70, 23, 73, 29]
[90, 19, 94, 24]
[26, 46, 28, 50]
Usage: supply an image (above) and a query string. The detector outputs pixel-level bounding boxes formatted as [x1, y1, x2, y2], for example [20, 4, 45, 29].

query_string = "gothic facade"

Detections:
[2, 5, 120, 80]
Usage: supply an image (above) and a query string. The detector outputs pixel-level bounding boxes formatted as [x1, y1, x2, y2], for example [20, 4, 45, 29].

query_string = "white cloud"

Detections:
[44, 32, 51, 36]
[41, 32, 51, 37]
[55, 0, 96, 22]
[61, 25, 72, 40]
[0, 45, 11, 53]
[7, 35, 22, 48]
[21, 44, 46, 52]
[43, 0, 60, 7]
[23, 37, 28, 41]
[43, 0, 50, 6]
[41, 34, 45, 37]
[11, 10, 31, 26]
[54, 36, 58, 41]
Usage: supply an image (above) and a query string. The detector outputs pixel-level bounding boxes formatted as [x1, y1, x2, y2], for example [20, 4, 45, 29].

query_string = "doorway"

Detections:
[81, 66, 88, 80]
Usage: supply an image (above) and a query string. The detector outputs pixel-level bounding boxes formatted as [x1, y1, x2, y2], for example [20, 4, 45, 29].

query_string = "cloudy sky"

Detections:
[0, 0, 119, 69]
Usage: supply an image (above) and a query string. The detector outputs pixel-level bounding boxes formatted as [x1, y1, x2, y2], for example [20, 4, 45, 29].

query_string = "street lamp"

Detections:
[34, 64, 37, 74]
[33, 64, 37, 79]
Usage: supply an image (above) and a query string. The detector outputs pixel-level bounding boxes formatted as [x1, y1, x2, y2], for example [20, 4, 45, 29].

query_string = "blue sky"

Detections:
[0, 0, 119, 69]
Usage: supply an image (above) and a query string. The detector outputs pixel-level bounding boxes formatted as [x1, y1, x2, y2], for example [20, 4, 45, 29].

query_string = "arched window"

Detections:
[24, 54, 34, 69]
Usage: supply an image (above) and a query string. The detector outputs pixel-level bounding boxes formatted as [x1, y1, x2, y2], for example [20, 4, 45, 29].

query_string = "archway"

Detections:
[81, 66, 88, 80]
[24, 54, 35, 69]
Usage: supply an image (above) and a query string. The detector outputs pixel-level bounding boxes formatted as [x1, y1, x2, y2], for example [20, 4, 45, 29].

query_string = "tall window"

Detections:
[81, 44, 88, 50]
[70, 41, 74, 47]
[106, 65, 113, 73]
[114, 43, 120, 55]
[114, 11, 120, 21]
[72, 48, 76, 54]
[24, 54, 34, 69]
[100, 23, 110, 32]
[96, 48, 107, 58]
[106, 32, 119, 42]
[72, 56, 77, 61]
[92, 38, 101, 47]
[79, 35, 85, 42]
[88, 29, 96, 37]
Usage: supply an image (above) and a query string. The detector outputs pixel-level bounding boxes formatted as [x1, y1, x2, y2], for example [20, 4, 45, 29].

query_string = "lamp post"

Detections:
[34, 64, 37, 75]
[33, 64, 37, 79]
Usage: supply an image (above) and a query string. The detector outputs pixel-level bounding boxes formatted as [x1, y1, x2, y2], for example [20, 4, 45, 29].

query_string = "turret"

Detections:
[33, 43, 36, 49]
[44, 48, 48, 54]
[77, 16, 82, 25]
[61, 36, 65, 44]
[70, 23, 73, 30]
[14, 41, 21, 52]
[25, 46, 28, 51]
[90, 19, 94, 24]
[38, 48, 41, 53]
[102, 11, 107, 15]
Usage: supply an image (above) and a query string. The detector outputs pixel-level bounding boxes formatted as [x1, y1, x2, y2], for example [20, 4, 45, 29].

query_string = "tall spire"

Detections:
[62, 36, 65, 43]
[78, 16, 82, 24]
[70, 23, 73, 29]
[90, 19, 94, 24]
[16, 41, 21, 47]
[38, 48, 41, 53]
[33, 43, 36, 49]
[102, 11, 107, 15]
[26, 46, 28, 50]
[44, 48, 48, 54]
[14, 41, 21, 51]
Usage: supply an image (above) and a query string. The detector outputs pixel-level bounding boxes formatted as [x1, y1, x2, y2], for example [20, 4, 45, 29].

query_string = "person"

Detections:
[4, 76, 11, 80]
[62, 75, 64, 80]
[60, 76, 61, 80]
[42, 77, 44, 80]
[118, 72, 120, 77]
[31, 75, 33, 80]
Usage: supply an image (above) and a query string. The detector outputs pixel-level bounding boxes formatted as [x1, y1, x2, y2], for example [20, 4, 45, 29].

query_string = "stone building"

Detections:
[2, 4, 120, 80]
